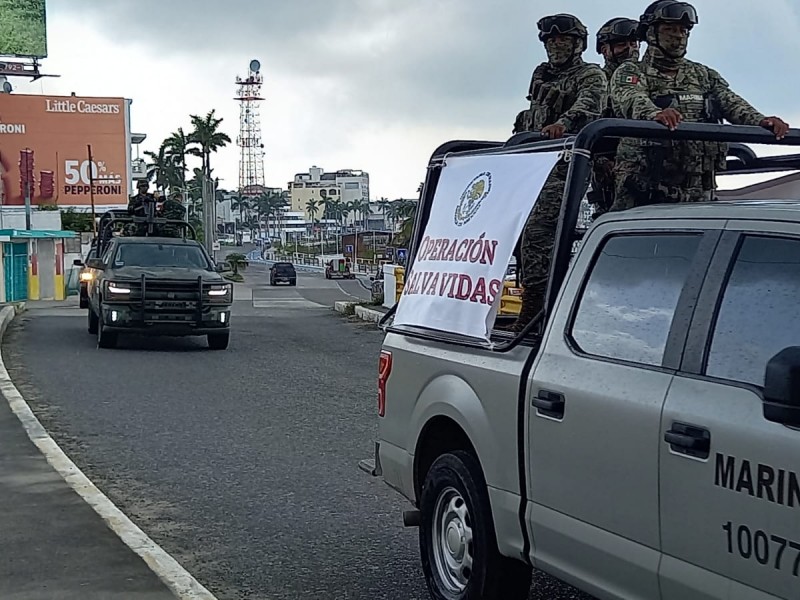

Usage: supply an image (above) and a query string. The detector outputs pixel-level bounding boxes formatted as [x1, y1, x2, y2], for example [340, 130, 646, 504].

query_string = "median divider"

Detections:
[334, 301, 385, 324]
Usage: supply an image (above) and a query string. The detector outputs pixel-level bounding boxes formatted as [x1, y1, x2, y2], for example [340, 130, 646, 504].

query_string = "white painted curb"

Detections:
[0, 305, 218, 600]
[333, 301, 384, 323]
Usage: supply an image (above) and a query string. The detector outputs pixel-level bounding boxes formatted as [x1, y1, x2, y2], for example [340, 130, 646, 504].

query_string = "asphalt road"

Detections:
[2, 268, 591, 600]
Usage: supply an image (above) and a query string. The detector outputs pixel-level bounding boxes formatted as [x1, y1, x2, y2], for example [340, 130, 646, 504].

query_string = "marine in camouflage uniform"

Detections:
[126, 180, 157, 236]
[509, 13, 607, 332]
[588, 17, 640, 219]
[158, 194, 187, 238]
[609, 0, 789, 211]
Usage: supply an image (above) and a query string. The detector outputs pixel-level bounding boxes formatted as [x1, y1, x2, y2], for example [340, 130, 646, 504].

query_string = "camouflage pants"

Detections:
[611, 163, 715, 212]
[520, 160, 584, 303]
[588, 154, 616, 219]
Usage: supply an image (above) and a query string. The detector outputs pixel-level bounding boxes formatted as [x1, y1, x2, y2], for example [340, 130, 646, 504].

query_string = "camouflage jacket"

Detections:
[161, 199, 186, 221]
[523, 58, 608, 134]
[611, 52, 766, 177]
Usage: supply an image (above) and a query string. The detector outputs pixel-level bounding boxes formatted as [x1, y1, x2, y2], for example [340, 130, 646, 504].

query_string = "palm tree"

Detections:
[188, 109, 231, 179]
[144, 142, 177, 194]
[231, 193, 250, 224]
[164, 128, 191, 191]
[305, 198, 320, 222]
[376, 197, 390, 229]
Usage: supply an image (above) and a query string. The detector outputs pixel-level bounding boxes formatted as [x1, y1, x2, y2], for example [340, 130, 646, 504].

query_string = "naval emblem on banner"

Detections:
[393, 151, 560, 341]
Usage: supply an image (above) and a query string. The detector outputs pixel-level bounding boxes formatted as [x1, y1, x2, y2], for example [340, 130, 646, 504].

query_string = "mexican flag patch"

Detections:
[624, 74, 640, 84]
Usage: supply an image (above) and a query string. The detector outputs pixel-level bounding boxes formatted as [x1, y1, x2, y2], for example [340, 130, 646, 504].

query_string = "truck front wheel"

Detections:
[419, 450, 531, 600]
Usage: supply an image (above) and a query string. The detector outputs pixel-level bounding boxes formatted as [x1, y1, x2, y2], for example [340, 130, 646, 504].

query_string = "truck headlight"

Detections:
[80, 272, 93, 282]
[107, 282, 131, 294]
[207, 285, 231, 297]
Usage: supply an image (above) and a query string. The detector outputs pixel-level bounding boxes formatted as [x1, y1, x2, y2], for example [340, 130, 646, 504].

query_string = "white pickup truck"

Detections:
[360, 120, 800, 600]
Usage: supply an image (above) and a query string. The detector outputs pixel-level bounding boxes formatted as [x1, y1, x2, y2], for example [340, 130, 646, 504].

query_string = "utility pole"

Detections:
[21, 149, 33, 230]
[202, 174, 217, 260]
[87, 145, 97, 234]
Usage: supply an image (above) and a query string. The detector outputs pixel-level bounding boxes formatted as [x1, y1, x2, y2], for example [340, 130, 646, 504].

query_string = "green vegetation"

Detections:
[143, 109, 232, 234]
[225, 253, 248, 276]
[0, 0, 47, 57]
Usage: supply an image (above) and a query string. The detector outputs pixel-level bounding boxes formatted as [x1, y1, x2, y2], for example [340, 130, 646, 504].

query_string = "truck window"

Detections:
[569, 233, 701, 366]
[705, 235, 800, 387]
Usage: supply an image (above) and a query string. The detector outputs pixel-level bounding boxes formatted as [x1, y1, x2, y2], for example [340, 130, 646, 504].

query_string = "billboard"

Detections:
[0, 0, 48, 58]
[0, 93, 131, 208]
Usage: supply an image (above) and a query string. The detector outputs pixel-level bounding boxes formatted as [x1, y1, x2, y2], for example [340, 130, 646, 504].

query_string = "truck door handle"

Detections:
[664, 422, 710, 459]
[532, 390, 565, 419]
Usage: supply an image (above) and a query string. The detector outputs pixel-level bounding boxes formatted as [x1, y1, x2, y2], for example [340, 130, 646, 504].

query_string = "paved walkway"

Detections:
[0, 381, 177, 599]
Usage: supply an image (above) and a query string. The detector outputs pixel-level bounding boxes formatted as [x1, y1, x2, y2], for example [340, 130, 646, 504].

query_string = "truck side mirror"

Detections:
[763, 347, 800, 427]
[73, 259, 84, 266]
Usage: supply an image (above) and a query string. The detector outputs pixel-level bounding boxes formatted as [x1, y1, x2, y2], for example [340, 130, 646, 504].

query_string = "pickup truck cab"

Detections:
[361, 120, 800, 600]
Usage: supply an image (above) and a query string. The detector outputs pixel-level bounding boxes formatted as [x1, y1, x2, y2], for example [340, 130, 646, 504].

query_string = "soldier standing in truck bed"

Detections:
[509, 13, 607, 332]
[609, 0, 789, 211]
[587, 17, 640, 219]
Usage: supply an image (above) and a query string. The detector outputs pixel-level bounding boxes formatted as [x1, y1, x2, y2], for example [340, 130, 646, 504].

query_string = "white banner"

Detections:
[393, 151, 560, 341]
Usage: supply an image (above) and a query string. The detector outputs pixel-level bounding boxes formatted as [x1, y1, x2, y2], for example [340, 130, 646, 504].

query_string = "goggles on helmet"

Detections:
[596, 18, 638, 52]
[537, 14, 581, 41]
[649, 2, 698, 25]
[605, 19, 638, 38]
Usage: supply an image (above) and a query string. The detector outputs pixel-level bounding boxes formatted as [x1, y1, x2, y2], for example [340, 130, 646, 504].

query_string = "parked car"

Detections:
[270, 262, 297, 286]
[76, 243, 101, 309]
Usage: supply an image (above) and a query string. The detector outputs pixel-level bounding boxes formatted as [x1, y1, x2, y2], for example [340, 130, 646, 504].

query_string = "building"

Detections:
[288, 166, 369, 222]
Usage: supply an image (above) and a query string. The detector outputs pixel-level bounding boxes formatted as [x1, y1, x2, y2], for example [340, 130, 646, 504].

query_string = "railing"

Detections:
[259, 251, 385, 276]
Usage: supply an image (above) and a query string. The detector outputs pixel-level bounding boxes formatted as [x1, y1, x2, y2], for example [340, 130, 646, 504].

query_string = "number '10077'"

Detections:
[64, 160, 99, 185]
[723, 521, 800, 575]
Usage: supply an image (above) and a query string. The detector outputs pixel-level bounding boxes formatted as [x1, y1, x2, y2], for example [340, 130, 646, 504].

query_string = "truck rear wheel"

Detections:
[419, 450, 531, 600]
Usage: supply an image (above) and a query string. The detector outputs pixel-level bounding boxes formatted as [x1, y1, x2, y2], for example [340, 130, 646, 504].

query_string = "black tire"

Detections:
[419, 450, 531, 600]
[290, 279, 297, 286]
[88, 307, 99, 334]
[270, 278, 275, 286]
[96, 311, 117, 349]
[207, 331, 230, 350]
[79, 294, 89, 309]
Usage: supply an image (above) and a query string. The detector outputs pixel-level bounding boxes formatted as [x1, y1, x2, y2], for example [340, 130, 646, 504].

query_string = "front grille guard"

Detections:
[135, 275, 207, 323]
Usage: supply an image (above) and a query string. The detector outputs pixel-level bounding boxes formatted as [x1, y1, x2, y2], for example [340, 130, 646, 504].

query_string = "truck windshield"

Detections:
[113, 244, 210, 269]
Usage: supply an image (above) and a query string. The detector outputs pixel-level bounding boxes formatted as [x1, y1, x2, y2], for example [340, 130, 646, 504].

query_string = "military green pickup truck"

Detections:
[361, 120, 800, 600]
[78, 208, 233, 350]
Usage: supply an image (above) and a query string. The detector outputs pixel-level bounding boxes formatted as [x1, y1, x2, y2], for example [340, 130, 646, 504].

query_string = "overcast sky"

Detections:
[13, 0, 800, 198]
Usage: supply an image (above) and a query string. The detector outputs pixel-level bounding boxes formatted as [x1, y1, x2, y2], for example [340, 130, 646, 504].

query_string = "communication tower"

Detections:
[235, 59, 266, 197]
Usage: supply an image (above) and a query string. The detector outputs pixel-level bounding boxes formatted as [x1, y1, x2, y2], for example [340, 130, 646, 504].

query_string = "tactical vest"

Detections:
[527, 61, 594, 134]
[634, 66, 728, 189]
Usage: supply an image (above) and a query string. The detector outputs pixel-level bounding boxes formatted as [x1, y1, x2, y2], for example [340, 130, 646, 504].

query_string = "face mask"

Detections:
[646, 25, 688, 68]
[658, 28, 688, 57]
[545, 36, 576, 67]
[607, 44, 639, 67]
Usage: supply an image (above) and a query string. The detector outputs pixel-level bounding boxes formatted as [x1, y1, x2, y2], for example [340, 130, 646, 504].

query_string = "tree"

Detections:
[188, 109, 231, 179]
[305, 198, 320, 222]
[60, 207, 95, 232]
[164, 127, 191, 191]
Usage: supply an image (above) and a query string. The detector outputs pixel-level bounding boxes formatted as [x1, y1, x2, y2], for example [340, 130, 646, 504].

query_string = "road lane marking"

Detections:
[0, 306, 219, 600]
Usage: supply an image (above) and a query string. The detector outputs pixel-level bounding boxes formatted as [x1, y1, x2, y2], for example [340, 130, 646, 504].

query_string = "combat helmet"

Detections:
[636, 0, 698, 41]
[596, 17, 639, 54]
[537, 14, 588, 51]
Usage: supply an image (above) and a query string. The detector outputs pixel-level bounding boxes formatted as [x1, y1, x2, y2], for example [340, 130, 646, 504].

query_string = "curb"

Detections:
[0, 306, 218, 600]
[333, 301, 386, 323]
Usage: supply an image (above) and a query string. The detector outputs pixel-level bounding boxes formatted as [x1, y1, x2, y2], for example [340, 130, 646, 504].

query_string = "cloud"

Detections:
[10, 0, 800, 200]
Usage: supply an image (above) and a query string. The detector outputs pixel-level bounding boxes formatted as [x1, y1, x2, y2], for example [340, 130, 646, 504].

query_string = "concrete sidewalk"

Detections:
[0, 304, 212, 599]
[0, 386, 177, 600]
